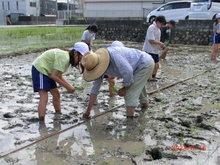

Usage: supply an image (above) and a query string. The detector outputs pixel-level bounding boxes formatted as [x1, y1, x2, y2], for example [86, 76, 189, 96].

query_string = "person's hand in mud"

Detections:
[66, 85, 75, 94]
[118, 86, 129, 96]
[82, 94, 97, 119]
[83, 110, 90, 119]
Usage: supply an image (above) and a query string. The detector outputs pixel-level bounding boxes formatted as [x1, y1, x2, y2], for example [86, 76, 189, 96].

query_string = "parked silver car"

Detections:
[146, 1, 191, 23]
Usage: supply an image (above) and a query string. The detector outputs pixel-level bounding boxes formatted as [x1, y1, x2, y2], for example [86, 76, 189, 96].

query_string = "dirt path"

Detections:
[0, 43, 220, 165]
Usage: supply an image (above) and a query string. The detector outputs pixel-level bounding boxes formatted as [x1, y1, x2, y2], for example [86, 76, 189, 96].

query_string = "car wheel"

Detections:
[185, 16, 189, 20]
[149, 16, 156, 23]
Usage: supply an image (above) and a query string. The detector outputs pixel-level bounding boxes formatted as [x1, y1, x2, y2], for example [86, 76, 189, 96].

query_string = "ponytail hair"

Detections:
[85, 24, 98, 33]
[214, 18, 218, 25]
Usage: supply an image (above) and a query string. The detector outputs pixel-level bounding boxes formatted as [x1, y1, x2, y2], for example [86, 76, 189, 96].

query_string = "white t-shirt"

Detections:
[81, 29, 96, 41]
[142, 22, 161, 54]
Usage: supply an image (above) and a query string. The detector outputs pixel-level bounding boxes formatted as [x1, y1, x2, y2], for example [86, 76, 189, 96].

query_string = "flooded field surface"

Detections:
[0, 42, 220, 165]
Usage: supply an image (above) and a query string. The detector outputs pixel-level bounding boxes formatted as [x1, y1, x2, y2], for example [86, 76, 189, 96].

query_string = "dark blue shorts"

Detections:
[82, 41, 91, 50]
[212, 34, 220, 44]
[31, 66, 57, 92]
[147, 52, 159, 63]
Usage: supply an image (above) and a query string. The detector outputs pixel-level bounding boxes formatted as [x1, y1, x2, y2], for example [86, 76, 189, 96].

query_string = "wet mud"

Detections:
[0, 42, 220, 165]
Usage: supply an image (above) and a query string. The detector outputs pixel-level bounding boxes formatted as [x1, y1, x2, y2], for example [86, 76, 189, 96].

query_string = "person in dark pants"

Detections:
[160, 20, 176, 59]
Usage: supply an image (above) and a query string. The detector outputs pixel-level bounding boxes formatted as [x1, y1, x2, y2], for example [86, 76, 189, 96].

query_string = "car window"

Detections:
[173, 2, 190, 9]
[158, 4, 173, 11]
[192, 0, 208, 2]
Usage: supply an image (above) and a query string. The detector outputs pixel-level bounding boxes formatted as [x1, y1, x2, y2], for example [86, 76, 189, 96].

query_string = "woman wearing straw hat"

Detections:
[31, 42, 89, 121]
[81, 46, 154, 118]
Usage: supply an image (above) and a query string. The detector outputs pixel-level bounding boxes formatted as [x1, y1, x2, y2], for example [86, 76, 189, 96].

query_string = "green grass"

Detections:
[0, 26, 86, 55]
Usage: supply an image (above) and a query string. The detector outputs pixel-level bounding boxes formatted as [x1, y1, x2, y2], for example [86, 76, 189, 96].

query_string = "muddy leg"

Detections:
[211, 44, 219, 60]
[152, 62, 159, 77]
[106, 76, 116, 96]
[50, 88, 61, 113]
[160, 47, 169, 59]
[38, 89, 48, 121]
[126, 106, 135, 117]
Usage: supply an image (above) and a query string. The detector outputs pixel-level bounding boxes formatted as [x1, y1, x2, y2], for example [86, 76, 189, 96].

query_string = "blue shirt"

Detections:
[90, 47, 153, 94]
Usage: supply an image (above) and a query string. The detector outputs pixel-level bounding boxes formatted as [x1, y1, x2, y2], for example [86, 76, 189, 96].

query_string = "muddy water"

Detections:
[0, 43, 220, 165]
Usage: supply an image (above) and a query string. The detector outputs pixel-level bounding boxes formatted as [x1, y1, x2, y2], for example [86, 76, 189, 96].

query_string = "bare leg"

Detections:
[211, 44, 219, 60]
[152, 62, 159, 77]
[50, 88, 61, 113]
[126, 106, 135, 117]
[160, 47, 169, 59]
[141, 102, 149, 108]
[106, 76, 116, 96]
[38, 89, 48, 121]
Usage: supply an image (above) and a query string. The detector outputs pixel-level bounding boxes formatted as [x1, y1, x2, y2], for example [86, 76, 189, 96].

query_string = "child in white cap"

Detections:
[211, 13, 220, 61]
[31, 42, 89, 121]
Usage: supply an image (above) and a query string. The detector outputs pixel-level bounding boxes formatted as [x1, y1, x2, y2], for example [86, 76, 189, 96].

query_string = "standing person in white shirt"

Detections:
[81, 24, 98, 50]
[142, 16, 166, 81]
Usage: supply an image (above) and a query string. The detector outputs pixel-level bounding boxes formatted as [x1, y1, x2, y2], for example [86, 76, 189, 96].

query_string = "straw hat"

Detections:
[81, 48, 110, 81]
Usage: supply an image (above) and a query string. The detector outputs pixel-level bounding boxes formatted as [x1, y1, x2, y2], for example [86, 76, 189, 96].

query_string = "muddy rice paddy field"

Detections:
[0, 42, 220, 165]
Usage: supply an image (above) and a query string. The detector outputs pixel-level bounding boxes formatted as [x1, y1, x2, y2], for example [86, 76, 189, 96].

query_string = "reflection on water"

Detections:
[1, 43, 220, 164]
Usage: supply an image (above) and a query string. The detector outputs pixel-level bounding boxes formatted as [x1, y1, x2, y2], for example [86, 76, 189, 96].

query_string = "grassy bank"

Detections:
[0, 26, 86, 56]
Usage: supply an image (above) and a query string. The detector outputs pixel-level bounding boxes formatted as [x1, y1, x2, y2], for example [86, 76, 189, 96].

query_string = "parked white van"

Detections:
[189, 0, 220, 20]
[146, 1, 191, 23]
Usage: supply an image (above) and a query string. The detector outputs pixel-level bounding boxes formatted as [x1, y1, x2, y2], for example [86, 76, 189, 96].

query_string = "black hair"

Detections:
[214, 18, 218, 25]
[85, 24, 98, 33]
[69, 49, 84, 74]
[155, 16, 167, 25]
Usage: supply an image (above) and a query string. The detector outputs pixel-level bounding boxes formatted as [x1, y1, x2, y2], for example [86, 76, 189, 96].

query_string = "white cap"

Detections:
[216, 13, 220, 18]
[111, 41, 125, 47]
[73, 42, 89, 55]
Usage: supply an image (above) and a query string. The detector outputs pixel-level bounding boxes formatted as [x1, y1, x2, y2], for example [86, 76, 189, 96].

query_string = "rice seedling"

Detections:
[130, 151, 142, 157]
[0, 26, 85, 55]
[123, 131, 131, 140]
[44, 157, 52, 163]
